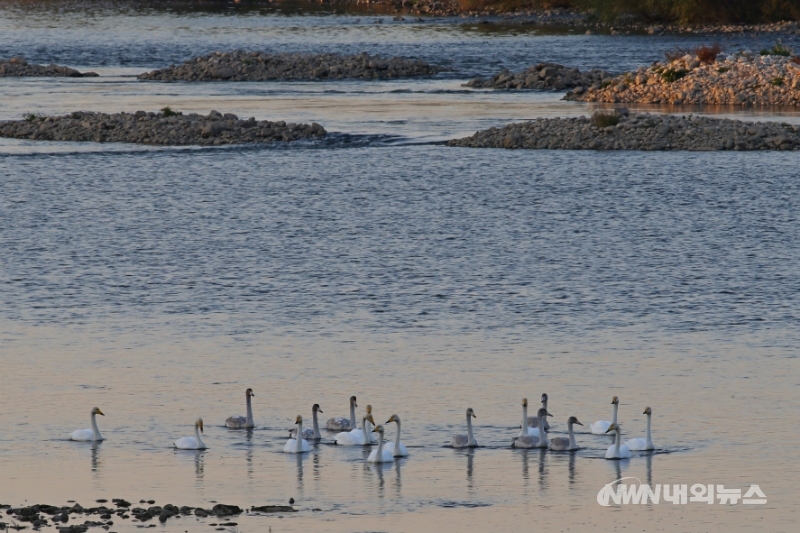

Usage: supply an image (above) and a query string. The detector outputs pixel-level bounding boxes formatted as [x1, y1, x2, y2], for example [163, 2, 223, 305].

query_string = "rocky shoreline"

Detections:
[0, 56, 98, 77]
[0, 110, 326, 146]
[465, 62, 613, 90]
[1, 500, 295, 531]
[566, 51, 800, 106]
[447, 110, 800, 151]
[137, 51, 445, 81]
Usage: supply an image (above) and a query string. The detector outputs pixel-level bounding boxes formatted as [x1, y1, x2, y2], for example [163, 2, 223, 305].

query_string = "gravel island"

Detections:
[138, 51, 446, 81]
[465, 62, 614, 90]
[566, 52, 800, 106]
[0, 110, 327, 146]
[0, 56, 98, 77]
[447, 110, 800, 150]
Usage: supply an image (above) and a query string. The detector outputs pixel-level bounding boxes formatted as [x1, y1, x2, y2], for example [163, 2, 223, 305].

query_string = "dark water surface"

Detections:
[1, 3, 799, 532]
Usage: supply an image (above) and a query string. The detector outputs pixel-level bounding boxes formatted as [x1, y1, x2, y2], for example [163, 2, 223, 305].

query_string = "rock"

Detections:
[194, 509, 209, 518]
[251, 506, 296, 513]
[211, 505, 242, 517]
[0, 57, 97, 78]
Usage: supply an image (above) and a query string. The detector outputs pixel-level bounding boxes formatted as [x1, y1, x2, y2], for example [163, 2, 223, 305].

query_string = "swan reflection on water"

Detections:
[194, 450, 205, 482]
[90, 440, 102, 475]
[367, 461, 388, 498]
[244, 429, 254, 478]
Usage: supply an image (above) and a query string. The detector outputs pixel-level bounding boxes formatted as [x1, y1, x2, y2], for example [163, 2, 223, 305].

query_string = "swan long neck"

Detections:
[611, 402, 618, 425]
[394, 419, 402, 450]
[361, 416, 369, 443]
[350, 401, 356, 428]
[646, 413, 653, 448]
[614, 426, 621, 455]
[91, 412, 102, 441]
[537, 411, 545, 443]
[195, 423, 205, 448]
[567, 421, 576, 449]
[466, 414, 475, 445]
[295, 420, 303, 452]
[245, 394, 253, 427]
[312, 409, 320, 439]
[522, 403, 529, 435]
[376, 433, 385, 458]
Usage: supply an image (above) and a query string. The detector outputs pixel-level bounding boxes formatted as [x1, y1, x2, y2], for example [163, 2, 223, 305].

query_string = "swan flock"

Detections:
[69, 391, 656, 461]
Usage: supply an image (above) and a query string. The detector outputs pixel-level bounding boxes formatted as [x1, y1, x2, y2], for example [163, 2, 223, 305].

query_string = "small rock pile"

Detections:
[2, 500, 295, 530]
[0, 56, 98, 77]
[567, 52, 800, 106]
[447, 110, 800, 151]
[465, 63, 613, 90]
[137, 51, 445, 81]
[0, 110, 327, 146]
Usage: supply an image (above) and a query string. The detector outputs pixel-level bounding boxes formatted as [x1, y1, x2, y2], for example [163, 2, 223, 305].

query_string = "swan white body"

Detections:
[513, 407, 550, 448]
[70, 407, 105, 441]
[590, 396, 619, 435]
[225, 388, 255, 429]
[367, 425, 394, 463]
[383, 414, 409, 457]
[625, 407, 655, 451]
[605, 423, 632, 459]
[335, 414, 375, 446]
[326, 395, 357, 431]
[549, 417, 582, 451]
[451, 408, 478, 448]
[290, 404, 323, 440]
[174, 419, 207, 450]
[284, 415, 311, 453]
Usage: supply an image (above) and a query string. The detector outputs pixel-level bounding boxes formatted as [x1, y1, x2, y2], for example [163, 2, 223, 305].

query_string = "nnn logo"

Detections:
[597, 478, 659, 506]
[597, 478, 767, 506]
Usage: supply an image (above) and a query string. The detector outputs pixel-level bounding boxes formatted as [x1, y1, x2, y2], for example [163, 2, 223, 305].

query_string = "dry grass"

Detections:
[592, 110, 620, 128]
[665, 43, 724, 63]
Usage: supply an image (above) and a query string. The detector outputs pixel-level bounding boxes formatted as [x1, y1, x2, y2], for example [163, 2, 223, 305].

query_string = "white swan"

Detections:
[625, 407, 655, 451]
[326, 395, 357, 431]
[549, 416, 583, 451]
[334, 412, 375, 446]
[225, 388, 255, 429]
[383, 414, 408, 457]
[512, 408, 551, 448]
[590, 396, 619, 435]
[527, 393, 551, 431]
[605, 423, 632, 459]
[284, 415, 311, 453]
[451, 408, 478, 448]
[174, 418, 207, 450]
[367, 425, 394, 463]
[290, 404, 323, 440]
[70, 407, 105, 441]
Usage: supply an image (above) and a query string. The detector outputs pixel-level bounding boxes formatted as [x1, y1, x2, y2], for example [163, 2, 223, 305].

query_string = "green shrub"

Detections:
[592, 110, 620, 128]
[771, 77, 785, 86]
[717, 67, 729, 73]
[661, 68, 688, 82]
[23, 112, 42, 123]
[760, 40, 792, 56]
[160, 106, 182, 117]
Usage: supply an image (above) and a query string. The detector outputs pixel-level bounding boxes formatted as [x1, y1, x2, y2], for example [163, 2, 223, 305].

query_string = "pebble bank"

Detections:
[0, 110, 326, 146]
[0, 56, 98, 77]
[566, 53, 800, 106]
[447, 110, 800, 150]
[137, 51, 445, 81]
[465, 62, 613, 90]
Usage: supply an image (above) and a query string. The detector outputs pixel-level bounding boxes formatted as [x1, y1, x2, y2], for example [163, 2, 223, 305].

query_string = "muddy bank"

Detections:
[465, 62, 613, 90]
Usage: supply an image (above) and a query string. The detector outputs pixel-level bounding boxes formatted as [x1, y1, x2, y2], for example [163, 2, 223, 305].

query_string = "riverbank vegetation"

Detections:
[456, 0, 800, 24]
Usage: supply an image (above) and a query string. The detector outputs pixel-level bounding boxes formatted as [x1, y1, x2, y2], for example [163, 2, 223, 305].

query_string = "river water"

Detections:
[1, 2, 799, 532]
